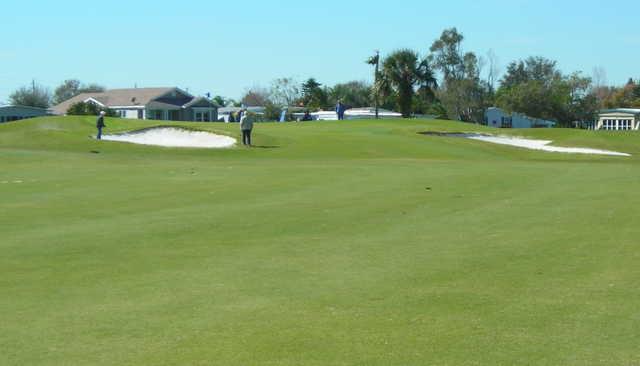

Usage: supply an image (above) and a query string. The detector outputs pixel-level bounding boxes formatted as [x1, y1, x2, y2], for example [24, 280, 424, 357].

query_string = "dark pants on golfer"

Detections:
[97, 126, 103, 140]
[242, 129, 252, 145]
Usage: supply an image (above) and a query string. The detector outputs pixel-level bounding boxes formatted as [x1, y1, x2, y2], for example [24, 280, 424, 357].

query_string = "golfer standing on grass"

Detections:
[336, 100, 346, 120]
[96, 111, 106, 140]
[240, 109, 253, 146]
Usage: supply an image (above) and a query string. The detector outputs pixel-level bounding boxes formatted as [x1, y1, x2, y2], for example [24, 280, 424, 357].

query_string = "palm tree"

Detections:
[378, 49, 437, 118]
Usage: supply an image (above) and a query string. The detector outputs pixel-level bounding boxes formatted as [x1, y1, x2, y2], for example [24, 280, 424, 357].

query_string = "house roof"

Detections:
[51, 87, 182, 115]
[183, 97, 216, 109]
[599, 108, 640, 115]
[0, 105, 49, 112]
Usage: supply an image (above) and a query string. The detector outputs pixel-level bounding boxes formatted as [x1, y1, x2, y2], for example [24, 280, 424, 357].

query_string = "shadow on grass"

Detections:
[247, 145, 280, 149]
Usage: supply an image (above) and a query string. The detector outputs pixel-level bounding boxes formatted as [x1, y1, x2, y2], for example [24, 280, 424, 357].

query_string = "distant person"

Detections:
[96, 111, 106, 139]
[302, 110, 312, 121]
[239, 109, 253, 146]
[336, 100, 346, 120]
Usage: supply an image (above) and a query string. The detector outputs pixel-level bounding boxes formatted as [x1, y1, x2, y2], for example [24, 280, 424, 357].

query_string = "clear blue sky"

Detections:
[1, 0, 639, 104]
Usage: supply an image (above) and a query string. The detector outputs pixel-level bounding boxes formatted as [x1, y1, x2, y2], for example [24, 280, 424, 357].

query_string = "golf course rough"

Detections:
[1, 116, 639, 365]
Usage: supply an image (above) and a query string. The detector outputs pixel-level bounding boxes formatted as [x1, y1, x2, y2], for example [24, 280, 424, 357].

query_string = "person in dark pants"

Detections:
[239, 109, 253, 146]
[336, 100, 346, 120]
[96, 111, 106, 139]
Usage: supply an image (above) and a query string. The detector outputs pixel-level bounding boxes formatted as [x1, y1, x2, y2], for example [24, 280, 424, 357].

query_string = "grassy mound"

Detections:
[2, 116, 639, 365]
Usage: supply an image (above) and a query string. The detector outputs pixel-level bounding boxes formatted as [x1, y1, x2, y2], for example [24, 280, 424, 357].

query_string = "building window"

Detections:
[604, 118, 634, 131]
[118, 110, 127, 118]
[194, 111, 211, 122]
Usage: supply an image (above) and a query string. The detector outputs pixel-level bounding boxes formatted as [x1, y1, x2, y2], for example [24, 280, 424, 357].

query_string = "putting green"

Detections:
[1, 116, 639, 365]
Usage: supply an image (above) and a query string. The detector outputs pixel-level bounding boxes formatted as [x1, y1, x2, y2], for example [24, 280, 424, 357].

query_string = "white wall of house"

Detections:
[113, 108, 144, 119]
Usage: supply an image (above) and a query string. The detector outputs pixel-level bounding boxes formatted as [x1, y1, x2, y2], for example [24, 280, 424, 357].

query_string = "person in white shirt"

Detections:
[239, 109, 253, 146]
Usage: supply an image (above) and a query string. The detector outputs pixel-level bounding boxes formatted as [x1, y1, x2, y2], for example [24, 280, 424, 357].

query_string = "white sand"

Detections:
[441, 133, 630, 157]
[102, 127, 236, 148]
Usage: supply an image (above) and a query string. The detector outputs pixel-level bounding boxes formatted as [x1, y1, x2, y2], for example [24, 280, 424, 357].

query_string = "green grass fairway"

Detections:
[2, 116, 639, 365]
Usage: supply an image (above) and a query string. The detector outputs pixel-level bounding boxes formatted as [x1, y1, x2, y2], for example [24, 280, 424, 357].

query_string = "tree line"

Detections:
[369, 28, 609, 126]
[8, 79, 106, 109]
[220, 28, 640, 125]
[231, 78, 374, 120]
[7, 27, 639, 126]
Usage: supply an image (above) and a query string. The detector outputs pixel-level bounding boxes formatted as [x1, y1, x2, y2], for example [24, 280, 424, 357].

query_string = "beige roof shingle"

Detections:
[51, 87, 178, 115]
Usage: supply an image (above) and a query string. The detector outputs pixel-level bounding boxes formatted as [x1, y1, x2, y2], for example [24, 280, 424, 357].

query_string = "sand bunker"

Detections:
[102, 127, 236, 148]
[423, 132, 630, 157]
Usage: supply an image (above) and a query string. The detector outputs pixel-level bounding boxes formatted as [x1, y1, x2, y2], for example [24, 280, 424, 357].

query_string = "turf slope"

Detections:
[1, 116, 639, 365]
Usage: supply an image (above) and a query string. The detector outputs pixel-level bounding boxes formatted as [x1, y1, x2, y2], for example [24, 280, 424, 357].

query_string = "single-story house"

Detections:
[51, 87, 218, 122]
[0, 105, 49, 123]
[595, 108, 640, 130]
[485, 107, 556, 128]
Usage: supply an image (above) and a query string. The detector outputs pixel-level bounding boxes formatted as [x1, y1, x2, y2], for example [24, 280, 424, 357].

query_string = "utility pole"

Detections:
[367, 50, 380, 119]
[374, 50, 380, 119]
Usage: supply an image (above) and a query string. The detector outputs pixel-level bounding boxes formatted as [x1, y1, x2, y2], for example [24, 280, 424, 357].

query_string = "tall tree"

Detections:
[269, 77, 301, 107]
[500, 57, 561, 90]
[212, 95, 227, 107]
[428, 28, 491, 122]
[9, 81, 51, 108]
[496, 56, 596, 125]
[301, 78, 328, 109]
[591, 66, 610, 108]
[53, 79, 105, 105]
[486, 49, 500, 92]
[378, 49, 437, 118]
[328, 81, 373, 108]
[429, 28, 465, 81]
[241, 87, 270, 106]
[602, 79, 640, 109]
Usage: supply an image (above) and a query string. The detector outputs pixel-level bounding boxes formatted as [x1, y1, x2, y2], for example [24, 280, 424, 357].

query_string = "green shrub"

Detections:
[67, 102, 117, 116]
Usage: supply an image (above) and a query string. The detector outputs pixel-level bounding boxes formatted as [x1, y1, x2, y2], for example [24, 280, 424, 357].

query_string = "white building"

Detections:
[595, 109, 640, 130]
[0, 105, 49, 123]
[485, 107, 556, 129]
[293, 107, 402, 121]
[218, 106, 265, 122]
